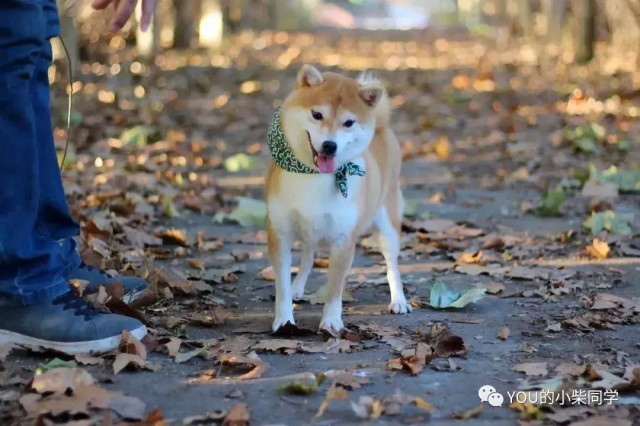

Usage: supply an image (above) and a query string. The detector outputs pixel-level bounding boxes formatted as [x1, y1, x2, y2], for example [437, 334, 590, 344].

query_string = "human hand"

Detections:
[91, 0, 157, 33]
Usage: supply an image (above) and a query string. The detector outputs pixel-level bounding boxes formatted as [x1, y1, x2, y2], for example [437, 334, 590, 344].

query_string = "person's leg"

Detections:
[35, 0, 147, 300]
[0, 0, 70, 305]
[0, 0, 147, 354]
[34, 0, 81, 272]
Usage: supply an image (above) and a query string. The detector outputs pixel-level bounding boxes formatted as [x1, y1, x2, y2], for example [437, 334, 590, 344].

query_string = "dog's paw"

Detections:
[389, 298, 412, 314]
[272, 315, 296, 332]
[319, 315, 344, 337]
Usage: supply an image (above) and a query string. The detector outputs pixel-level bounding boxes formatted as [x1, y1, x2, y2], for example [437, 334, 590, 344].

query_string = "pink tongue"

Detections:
[317, 155, 335, 173]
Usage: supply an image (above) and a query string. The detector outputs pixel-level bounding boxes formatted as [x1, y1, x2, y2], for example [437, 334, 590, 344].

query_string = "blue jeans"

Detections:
[0, 0, 81, 306]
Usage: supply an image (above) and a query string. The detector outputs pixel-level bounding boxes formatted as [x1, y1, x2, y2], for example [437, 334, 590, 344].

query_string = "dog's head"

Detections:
[280, 65, 384, 174]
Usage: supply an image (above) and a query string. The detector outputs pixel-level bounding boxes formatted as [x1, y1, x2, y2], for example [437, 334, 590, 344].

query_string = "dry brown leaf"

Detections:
[556, 363, 587, 376]
[123, 226, 162, 249]
[161, 337, 182, 358]
[113, 353, 146, 375]
[451, 404, 483, 420]
[485, 282, 505, 294]
[188, 259, 205, 270]
[216, 352, 268, 380]
[156, 228, 188, 246]
[497, 326, 510, 340]
[513, 362, 548, 376]
[31, 368, 95, 394]
[414, 396, 434, 413]
[119, 330, 147, 360]
[387, 342, 435, 375]
[584, 239, 610, 259]
[252, 339, 300, 354]
[223, 403, 250, 426]
[315, 383, 348, 418]
[456, 251, 484, 265]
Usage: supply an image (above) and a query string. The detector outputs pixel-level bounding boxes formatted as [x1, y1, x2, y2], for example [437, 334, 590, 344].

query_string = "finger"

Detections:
[110, 0, 137, 32]
[91, 0, 113, 10]
[139, 0, 156, 32]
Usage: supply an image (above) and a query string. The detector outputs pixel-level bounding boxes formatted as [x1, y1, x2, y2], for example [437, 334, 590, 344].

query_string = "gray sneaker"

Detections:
[0, 290, 147, 355]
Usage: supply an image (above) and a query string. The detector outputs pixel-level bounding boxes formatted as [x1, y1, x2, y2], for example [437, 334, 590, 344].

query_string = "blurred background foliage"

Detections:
[54, 0, 640, 72]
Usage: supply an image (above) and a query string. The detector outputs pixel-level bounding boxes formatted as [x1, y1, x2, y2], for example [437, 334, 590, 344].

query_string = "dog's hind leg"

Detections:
[292, 245, 314, 300]
[374, 185, 411, 314]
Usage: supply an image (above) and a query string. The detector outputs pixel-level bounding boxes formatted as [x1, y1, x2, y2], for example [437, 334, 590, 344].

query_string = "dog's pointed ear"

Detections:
[298, 64, 324, 87]
[358, 83, 383, 107]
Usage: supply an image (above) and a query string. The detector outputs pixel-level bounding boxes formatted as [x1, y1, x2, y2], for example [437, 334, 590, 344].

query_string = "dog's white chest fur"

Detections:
[268, 166, 363, 246]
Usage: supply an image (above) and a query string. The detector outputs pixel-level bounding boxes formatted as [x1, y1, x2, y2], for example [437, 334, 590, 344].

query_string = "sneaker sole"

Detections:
[0, 326, 147, 355]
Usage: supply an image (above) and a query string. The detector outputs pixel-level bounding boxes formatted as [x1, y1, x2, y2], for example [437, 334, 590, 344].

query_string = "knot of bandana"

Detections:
[267, 107, 365, 198]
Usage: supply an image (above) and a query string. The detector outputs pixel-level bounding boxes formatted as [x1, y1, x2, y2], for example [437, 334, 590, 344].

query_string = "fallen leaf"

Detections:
[485, 282, 505, 294]
[315, 383, 348, 418]
[456, 251, 484, 265]
[216, 352, 268, 380]
[32, 368, 95, 394]
[584, 238, 610, 259]
[451, 404, 483, 420]
[583, 210, 632, 235]
[387, 342, 435, 375]
[113, 353, 146, 375]
[424, 282, 486, 309]
[513, 362, 548, 376]
[350, 395, 384, 420]
[223, 403, 250, 426]
[156, 228, 188, 246]
[257, 265, 298, 281]
[497, 326, 510, 340]
[161, 337, 182, 358]
[119, 330, 147, 360]
[252, 339, 300, 354]
[414, 396, 434, 413]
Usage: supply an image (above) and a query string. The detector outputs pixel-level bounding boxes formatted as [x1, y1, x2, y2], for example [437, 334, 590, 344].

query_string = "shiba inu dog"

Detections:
[265, 64, 411, 335]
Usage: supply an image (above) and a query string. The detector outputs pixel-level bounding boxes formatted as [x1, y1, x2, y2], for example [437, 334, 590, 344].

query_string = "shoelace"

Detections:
[52, 291, 100, 319]
[79, 261, 114, 278]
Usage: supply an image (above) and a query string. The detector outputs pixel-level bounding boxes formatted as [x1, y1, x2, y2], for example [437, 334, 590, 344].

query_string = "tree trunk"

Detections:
[543, 0, 567, 43]
[199, 0, 223, 50]
[56, 0, 80, 76]
[516, 0, 533, 39]
[173, 0, 196, 48]
[574, 0, 596, 63]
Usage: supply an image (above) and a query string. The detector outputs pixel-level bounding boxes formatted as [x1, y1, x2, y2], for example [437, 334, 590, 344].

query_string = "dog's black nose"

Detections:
[321, 141, 337, 155]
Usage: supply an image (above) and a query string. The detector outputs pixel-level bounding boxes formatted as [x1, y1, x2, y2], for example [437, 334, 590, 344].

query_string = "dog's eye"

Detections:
[343, 119, 355, 128]
[311, 110, 323, 120]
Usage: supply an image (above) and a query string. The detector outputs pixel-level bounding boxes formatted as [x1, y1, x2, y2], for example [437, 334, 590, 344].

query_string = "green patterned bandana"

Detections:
[267, 107, 365, 198]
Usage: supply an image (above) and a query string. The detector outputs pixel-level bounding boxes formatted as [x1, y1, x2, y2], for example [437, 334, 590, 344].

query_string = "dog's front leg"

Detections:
[319, 239, 356, 336]
[268, 225, 295, 332]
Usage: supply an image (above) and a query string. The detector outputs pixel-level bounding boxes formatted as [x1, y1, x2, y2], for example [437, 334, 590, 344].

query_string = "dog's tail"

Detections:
[358, 71, 391, 127]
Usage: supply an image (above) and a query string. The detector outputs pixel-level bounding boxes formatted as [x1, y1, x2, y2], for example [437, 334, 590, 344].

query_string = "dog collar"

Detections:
[267, 107, 365, 198]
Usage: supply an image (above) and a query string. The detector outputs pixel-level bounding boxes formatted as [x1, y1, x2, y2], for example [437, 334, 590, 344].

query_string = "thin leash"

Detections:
[57, 35, 73, 171]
